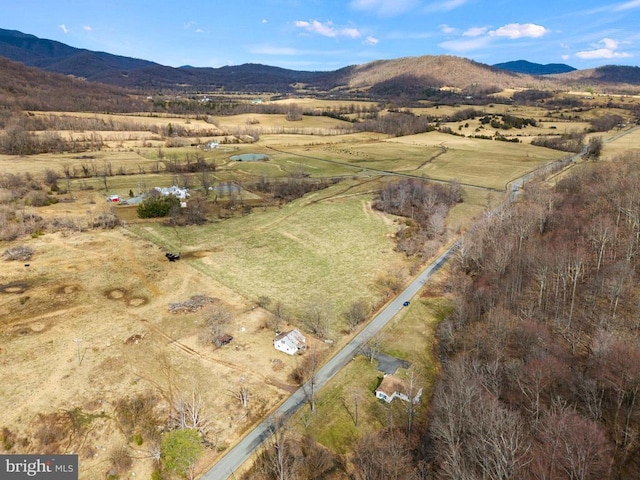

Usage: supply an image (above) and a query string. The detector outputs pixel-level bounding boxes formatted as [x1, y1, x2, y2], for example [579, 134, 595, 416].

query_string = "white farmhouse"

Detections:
[154, 185, 190, 200]
[274, 329, 306, 355]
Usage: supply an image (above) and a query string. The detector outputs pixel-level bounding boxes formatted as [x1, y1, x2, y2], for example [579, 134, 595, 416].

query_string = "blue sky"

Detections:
[3, 0, 639, 71]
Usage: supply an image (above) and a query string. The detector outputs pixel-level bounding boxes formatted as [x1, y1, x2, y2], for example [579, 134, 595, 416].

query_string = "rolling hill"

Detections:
[0, 56, 146, 112]
[1, 27, 639, 96]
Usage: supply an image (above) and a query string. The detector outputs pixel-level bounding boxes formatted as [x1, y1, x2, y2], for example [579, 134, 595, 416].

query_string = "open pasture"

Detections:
[271, 131, 564, 189]
[129, 179, 407, 317]
[217, 112, 354, 132]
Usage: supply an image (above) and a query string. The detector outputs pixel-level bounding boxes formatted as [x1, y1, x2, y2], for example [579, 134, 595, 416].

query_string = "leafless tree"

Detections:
[352, 428, 412, 480]
[230, 382, 250, 409]
[343, 299, 370, 331]
[258, 414, 300, 480]
[169, 388, 210, 436]
[301, 298, 333, 339]
[361, 336, 384, 364]
[199, 304, 233, 347]
[268, 301, 286, 334]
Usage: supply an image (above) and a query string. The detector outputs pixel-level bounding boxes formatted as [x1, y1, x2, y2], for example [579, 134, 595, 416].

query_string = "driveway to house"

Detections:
[201, 243, 457, 479]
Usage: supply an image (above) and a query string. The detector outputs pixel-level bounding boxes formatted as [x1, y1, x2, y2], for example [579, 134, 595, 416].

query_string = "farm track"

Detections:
[415, 145, 447, 170]
[266, 145, 505, 192]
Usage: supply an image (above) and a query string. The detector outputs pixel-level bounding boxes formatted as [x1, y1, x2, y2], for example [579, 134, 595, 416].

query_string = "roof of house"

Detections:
[274, 328, 305, 349]
[376, 374, 410, 398]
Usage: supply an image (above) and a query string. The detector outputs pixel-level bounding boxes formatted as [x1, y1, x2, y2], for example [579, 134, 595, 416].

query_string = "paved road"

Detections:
[201, 244, 458, 479]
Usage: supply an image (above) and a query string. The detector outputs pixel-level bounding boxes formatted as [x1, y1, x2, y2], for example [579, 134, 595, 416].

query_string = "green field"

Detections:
[297, 294, 445, 452]
[129, 180, 409, 321]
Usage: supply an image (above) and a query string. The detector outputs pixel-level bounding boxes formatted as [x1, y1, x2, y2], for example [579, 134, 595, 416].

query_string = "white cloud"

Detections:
[489, 23, 548, 39]
[350, 0, 418, 16]
[262, 19, 268, 24]
[364, 36, 379, 45]
[576, 37, 632, 59]
[463, 27, 488, 37]
[83, 25, 92, 32]
[615, 0, 640, 11]
[439, 36, 492, 52]
[425, 0, 470, 12]
[439, 24, 457, 34]
[294, 20, 361, 39]
[58, 24, 69, 34]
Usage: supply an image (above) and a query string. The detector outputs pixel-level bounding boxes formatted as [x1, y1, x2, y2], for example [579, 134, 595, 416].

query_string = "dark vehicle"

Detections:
[403, 301, 410, 307]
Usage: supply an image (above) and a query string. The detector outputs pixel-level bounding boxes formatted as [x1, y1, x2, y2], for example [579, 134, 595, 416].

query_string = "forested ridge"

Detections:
[425, 154, 640, 479]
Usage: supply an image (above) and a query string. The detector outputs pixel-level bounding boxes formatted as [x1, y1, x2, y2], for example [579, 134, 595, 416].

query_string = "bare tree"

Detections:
[361, 336, 384, 364]
[268, 301, 287, 335]
[301, 298, 333, 339]
[343, 299, 370, 332]
[230, 382, 251, 409]
[353, 428, 412, 480]
[199, 304, 233, 348]
[169, 388, 210, 436]
[258, 414, 299, 480]
[403, 369, 422, 436]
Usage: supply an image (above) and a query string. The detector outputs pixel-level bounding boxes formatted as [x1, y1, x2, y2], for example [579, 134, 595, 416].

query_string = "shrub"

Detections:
[2, 245, 34, 261]
[161, 429, 202, 477]
[137, 194, 180, 218]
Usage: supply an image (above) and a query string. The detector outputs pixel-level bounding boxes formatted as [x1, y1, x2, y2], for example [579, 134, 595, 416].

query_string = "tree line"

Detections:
[424, 153, 640, 479]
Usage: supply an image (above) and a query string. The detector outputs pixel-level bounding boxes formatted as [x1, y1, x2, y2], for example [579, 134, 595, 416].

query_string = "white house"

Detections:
[274, 329, 306, 355]
[375, 374, 422, 404]
[154, 185, 190, 200]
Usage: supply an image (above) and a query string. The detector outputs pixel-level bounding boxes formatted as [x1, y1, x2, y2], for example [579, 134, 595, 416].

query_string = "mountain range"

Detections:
[1, 27, 640, 95]
[492, 60, 576, 75]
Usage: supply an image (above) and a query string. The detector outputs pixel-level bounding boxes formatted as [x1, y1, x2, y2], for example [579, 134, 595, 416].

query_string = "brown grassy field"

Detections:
[0, 221, 337, 478]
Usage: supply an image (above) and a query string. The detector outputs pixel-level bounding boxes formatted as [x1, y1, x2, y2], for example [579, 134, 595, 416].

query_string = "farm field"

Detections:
[129, 180, 407, 316]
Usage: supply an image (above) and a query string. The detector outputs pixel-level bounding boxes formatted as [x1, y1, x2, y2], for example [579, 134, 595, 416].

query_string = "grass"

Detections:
[297, 356, 384, 453]
[296, 294, 445, 453]
[128, 180, 407, 316]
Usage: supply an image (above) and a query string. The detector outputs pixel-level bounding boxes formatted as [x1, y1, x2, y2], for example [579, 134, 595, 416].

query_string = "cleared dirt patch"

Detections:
[0, 282, 30, 294]
[180, 250, 215, 258]
[10, 320, 48, 336]
[105, 288, 126, 300]
[56, 284, 80, 295]
[127, 296, 148, 307]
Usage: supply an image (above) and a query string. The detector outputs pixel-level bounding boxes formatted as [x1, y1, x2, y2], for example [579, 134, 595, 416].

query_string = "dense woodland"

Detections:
[425, 155, 640, 479]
